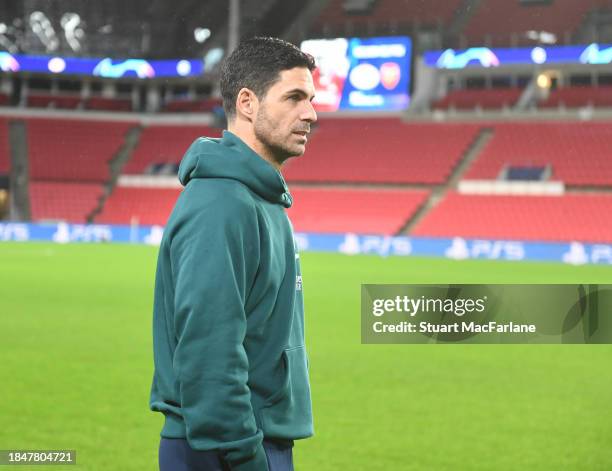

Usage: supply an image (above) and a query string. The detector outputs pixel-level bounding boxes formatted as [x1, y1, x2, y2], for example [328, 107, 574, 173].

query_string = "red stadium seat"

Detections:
[284, 119, 480, 184]
[433, 88, 523, 110]
[27, 118, 134, 183]
[287, 187, 429, 235]
[29, 181, 103, 223]
[412, 192, 612, 243]
[85, 96, 133, 112]
[123, 125, 222, 174]
[96, 185, 428, 235]
[163, 98, 223, 113]
[27, 93, 83, 110]
[95, 187, 181, 226]
[540, 86, 612, 108]
[465, 122, 612, 186]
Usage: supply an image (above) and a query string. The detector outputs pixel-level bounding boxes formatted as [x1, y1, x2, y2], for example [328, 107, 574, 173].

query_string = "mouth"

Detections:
[293, 131, 308, 142]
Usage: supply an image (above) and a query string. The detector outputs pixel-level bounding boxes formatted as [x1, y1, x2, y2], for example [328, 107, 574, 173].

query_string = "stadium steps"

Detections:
[7, 120, 31, 220]
[88, 125, 143, 223]
[400, 127, 494, 235]
[514, 78, 538, 111]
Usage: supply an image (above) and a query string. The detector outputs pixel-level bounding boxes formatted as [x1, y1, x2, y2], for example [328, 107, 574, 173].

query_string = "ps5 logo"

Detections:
[0, 223, 29, 241]
[52, 222, 112, 243]
[563, 242, 612, 265]
[445, 238, 525, 261]
[339, 233, 412, 257]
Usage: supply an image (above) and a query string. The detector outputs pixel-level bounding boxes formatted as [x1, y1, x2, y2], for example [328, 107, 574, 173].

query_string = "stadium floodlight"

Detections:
[29, 11, 59, 52]
[61, 13, 84, 52]
[525, 30, 557, 45]
[0, 23, 18, 54]
[194, 28, 211, 44]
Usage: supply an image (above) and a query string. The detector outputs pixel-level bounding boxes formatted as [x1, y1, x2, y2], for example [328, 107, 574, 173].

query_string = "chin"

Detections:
[281, 145, 305, 159]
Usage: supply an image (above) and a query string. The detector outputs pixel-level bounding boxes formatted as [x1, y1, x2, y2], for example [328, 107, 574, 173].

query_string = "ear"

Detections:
[235, 87, 258, 120]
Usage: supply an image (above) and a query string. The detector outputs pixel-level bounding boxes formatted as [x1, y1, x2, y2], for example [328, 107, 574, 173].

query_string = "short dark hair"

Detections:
[220, 36, 316, 118]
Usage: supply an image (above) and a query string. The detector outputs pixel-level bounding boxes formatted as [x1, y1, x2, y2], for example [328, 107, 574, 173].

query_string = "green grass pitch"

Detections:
[1, 242, 612, 470]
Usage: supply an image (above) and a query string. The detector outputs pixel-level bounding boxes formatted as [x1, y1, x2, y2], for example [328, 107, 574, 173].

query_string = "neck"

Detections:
[227, 122, 282, 172]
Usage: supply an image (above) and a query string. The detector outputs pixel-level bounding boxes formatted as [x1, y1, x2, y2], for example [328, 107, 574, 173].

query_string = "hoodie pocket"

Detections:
[260, 346, 313, 439]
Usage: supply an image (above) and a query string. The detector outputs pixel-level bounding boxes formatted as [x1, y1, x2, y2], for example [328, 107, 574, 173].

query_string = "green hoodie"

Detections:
[149, 131, 313, 471]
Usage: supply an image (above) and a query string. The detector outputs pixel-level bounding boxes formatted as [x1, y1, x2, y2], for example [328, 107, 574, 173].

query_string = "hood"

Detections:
[178, 130, 293, 208]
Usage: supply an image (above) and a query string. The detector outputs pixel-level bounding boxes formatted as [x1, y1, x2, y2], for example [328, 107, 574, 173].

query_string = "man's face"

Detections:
[253, 67, 317, 164]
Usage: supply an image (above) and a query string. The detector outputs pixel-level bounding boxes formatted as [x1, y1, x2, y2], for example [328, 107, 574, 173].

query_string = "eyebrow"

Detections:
[284, 88, 315, 101]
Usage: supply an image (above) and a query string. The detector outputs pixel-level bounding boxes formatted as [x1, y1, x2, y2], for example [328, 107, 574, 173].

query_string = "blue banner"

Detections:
[423, 43, 612, 69]
[0, 51, 203, 78]
[1, 222, 611, 265]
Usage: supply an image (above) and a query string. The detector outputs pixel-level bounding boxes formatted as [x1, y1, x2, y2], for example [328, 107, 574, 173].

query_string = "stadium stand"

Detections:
[464, 122, 612, 186]
[96, 185, 429, 235]
[464, 0, 605, 46]
[0, 93, 10, 107]
[27, 93, 82, 110]
[29, 181, 103, 223]
[284, 119, 480, 184]
[123, 125, 222, 174]
[432, 88, 523, 110]
[287, 187, 429, 235]
[540, 85, 612, 108]
[0, 118, 10, 174]
[313, 0, 463, 35]
[162, 98, 223, 113]
[95, 187, 181, 226]
[26, 118, 134, 182]
[85, 96, 133, 112]
[412, 192, 612, 243]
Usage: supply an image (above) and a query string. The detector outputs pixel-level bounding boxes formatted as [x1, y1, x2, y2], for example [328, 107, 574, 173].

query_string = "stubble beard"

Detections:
[254, 104, 304, 166]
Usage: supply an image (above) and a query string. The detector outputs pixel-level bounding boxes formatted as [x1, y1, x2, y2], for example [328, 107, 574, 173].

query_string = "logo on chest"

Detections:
[296, 275, 303, 291]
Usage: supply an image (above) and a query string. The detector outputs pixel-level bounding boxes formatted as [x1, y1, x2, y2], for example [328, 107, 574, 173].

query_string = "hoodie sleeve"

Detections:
[170, 191, 268, 471]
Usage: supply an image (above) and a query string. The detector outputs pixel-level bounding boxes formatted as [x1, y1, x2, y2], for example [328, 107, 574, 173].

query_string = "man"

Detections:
[149, 37, 317, 471]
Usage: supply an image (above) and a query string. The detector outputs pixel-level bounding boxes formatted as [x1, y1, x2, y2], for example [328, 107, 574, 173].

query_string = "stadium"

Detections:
[1, 0, 612, 469]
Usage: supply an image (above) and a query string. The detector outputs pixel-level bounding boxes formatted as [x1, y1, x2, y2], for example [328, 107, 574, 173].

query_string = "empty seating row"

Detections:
[26, 94, 133, 111]
[540, 86, 612, 108]
[433, 88, 523, 110]
[18, 116, 612, 189]
[465, 122, 612, 186]
[287, 187, 428, 235]
[123, 125, 222, 174]
[95, 186, 429, 235]
[433, 86, 612, 110]
[283, 119, 480, 184]
[163, 98, 223, 113]
[29, 181, 103, 223]
[27, 118, 134, 182]
[95, 187, 181, 226]
[413, 192, 612, 243]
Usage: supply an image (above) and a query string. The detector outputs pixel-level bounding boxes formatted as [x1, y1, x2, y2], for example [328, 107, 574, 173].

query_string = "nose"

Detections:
[301, 100, 317, 124]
